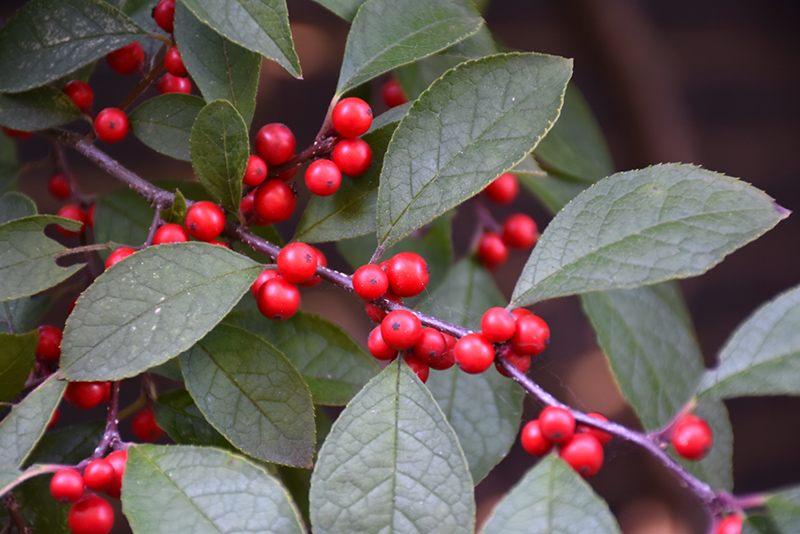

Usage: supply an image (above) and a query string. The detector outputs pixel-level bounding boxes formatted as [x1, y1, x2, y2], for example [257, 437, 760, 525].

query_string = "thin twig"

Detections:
[2, 493, 29, 534]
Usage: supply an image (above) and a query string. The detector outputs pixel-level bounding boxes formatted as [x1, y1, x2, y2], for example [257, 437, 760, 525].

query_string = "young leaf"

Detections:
[175, 2, 261, 127]
[0, 0, 146, 93]
[60, 243, 261, 381]
[0, 191, 37, 225]
[698, 284, 800, 399]
[180, 323, 316, 467]
[310, 360, 475, 534]
[190, 100, 249, 212]
[480, 455, 622, 534]
[310, 0, 367, 22]
[0, 331, 38, 403]
[129, 93, 205, 161]
[122, 445, 306, 534]
[180, 0, 301, 78]
[154, 389, 238, 452]
[0, 215, 84, 301]
[377, 53, 572, 248]
[159, 188, 188, 224]
[0, 87, 82, 131]
[335, 0, 483, 95]
[511, 164, 790, 307]
[581, 282, 705, 431]
[669, 400, 733, 491]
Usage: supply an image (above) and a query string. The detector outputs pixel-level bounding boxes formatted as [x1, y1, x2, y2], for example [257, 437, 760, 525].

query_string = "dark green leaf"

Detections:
[310, 360, 475, 534]
[180, 323, 316, 467]
[580, 283, 704, 431]
[370, 103, 411, 132]
[180, 0, 301, 78]
[0, 87, 82, 131]
[122, 444, 305, 533]
[699, 284, 800, 399]
[114, 0, 159, 28]
[0, 295, 52, 335]
[0, 215, 84, 301]
[129, 94, 205, 161]
[480, 455, 621, 533]
[9, 474, 71, 534]
[377, 53, 572, 247]
[155, 388, 237, 451]
[0, 0, 146, 93]
[60, 243, 261, 380]
[0, 331, 37, 403]
[191, 100, 248, 212]
[92, 187, 153, 247]
[519, 171, 587, 215]
[755, 486, 800, 533]
[223, 310, 380, 406]
[511, 164, 790, 307]
[669, 401, 733, 491]
[148, 356, 183, 382]
[0, 192, 37, 224]
[159, 188, 188, 224]
[310, 0, 366, 21]
[25, 420, 105, 466]
[0, 135, 20, 194]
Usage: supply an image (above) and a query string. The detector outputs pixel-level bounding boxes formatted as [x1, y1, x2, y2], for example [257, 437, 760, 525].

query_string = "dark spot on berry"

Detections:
[391, 321, 400, 331]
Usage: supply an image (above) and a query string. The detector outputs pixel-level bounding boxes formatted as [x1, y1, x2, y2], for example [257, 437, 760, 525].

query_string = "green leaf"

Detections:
[377, 52, 572, 248]
[335, 0, 482, 95]
[122, 444, 305, 533]
[310, 360, 475, 534]
[480, 455, 622, 534]
[222, 310, 380, 406]
[0, 331, 37, 403]
[0, 215, 84, 301]
[25, 420, 105, 467]
[175, 3, 260, 127]
[0, 192, 37, 224]
[7, 474, 71, 534]
[93, 187, 154, 246]
[155, 388, 237, 451]
[519, 171, 587, 215]
[0, 135, 20, 194]
[580, 282, 704, 431]
[191, 100, 248, 212]
[0, 87, 82, 131]
[0, 295, 52, 335]
[180, 323, 316, 467]
[180, 0, 301, 78]
[310, 0, 366, 21]
[511, 164, 790, 307]
[0, 0, 146, 93]
[698, 284, 800, 399]
[669, 400, 733, 491]
[129, 94, 205, 161]
[149, 356, 184, 382]
[159, 188, 188, 224]
[755, 486, 800, 533]
[60, 242, 261, 380]
[0, 375, 64, 469]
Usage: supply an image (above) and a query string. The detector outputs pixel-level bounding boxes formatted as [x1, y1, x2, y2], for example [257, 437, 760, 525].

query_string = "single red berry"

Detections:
[105, 247, 135, 269]
[164, 46, 188, 76]
[539, 406, 575, 444]
[83, 459, 115, 492]
[365, 291, 402, 323]
[404, 353, 430, 383]
[47, 406, 60, 429]
[47, 173, 71, 199]
[381, 78, 408, 108]
[353, 264, 389, 301]
[253, 179, 296, 223]
[94, 108, 129, 143]
[367, 326, 398, 361]
[380, 309, 422, 351]
[331, 138, 373, 176]
[716, 515, 743, 534]
[305, 159, 342, 196]
[106, 42, 144, 75]
[560, 433, 604, 478]
[56, 204, 86, 237]
[157, 73, 191, 94]
[251, 269, 279, 298]
[256, 276, 300, 320]
[412, 327, 447, 365]
[277, 242, 318, 283]
[36, 325, 62, 363]
[502, 213, 539, 249]
[68, 296, 79, 315]
[577, 412, 612, 446]
[2, 127, 32, 140]
[429, 333, 456, 370]
[239, 191, 266, 225]
[672, 415, 713, 460]
[184, 201, 225, 241]
[100, 381, 111, 403]
[244, 155, 268, 187]
[255, 123, 296, 166]
[332, 97, 373, 138]
[104, 450, 127, 499]
[495, 347, 530, 378]
[511, 308, 533, 320]
[385, 252, 430, 298]
[484, 172, 519, 204]
[520, 420, 553, 456]
[481, 307, 517, 343]
[153, 0, 176, 33]
[63, 80, 93, 113]
[132, 407, 164, 442]
[65, 382, 108, 410]
[87, 204, 95, 228]
[453, 332, 495, 374]
[297, 246, 327, 288]
[511, 314, 550, 356]
[50, 469, 84, 503]
[68, 494, 115, 534]
[477, 232, 508, 270]
[153, 223, 189, 245]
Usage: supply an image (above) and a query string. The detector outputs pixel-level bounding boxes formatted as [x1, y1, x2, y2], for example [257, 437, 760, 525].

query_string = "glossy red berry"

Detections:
[153, 223, 189, 245]
[47, 406, 61, 429]
[153, 0, 176, 33]
[56, 204, 86, 237]
[63, 80, 94, 113]
[157, 73, 191, 94]
[477, 232, 508, 270]
[244, 155, 268, 187]
[68, 494, 115, 534]
[94, 108, 129, 143]
[332, 138, 372, 177]
[185, 201, 225, 241]
[453, 332, 494, 374]
[104, 450, 127, 499]
[672, 414, 713, 460]
[65, 382, 108, 410]
[277, 242, 318, 283]
[412, 327, 447, 365]
[106, 42, 144, 75]
[520, 420, 553, 456]
[105, 247, 135, 269]
[577, 412, 612, 446]
[332, 97, 373, 138]
[353, 264, 389, 301]
[511, 308, 533, 320]
[47, 173, 71, 199]
[484, 172, 519, 204]
[429, 334, 456, 370]
[367, 326, 398, 361]
[256, 276, 300, 320]
[305, 159, 342, 196]
[251, 269, 279, 298]
[502, 213, 539, 249]
[481, 307, 516, 343]
[539, 406, 575, 444]
[404, 353, 430, 383]
[495, 348, 530, 378]
[560, 433, 604, 478]
[380, 309, 422, 351]
[511, 314, 550, 356]
[164, 46, 188, 76]
[36, 325, 62, 363]
[50, 469, 84, 503]
[385, 252, 429, 297]
[717, 515, 743, 534]
[255, 123, 296, 166]
[253, 179, 295, 223]
[298, 246, 326, 288]
[132, 407, 164, 442]
[381, 78, 408, 108]
[2, 127, 32, 140]
[83, 459, 115, 492]
[365, 291, 402, 323]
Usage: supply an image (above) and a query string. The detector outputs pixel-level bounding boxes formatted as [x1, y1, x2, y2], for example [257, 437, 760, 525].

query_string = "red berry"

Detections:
[367, 326, 398, 361]
[83, 459, 115, 492]
[255, 123, 296, 166]
[484, 172, 519, 204]
[256, 276, 300, 320]
[164, 46, 188, 76]
[100, 381, 111, 403]
[332, 138, 372, 176]
[520, 420, 553, 456]
[50, 469, 84, 503]
[63, 80, 93, 113]
[717, 516, 743, 534]
[332, 97, 373, 138]
[2, 127, 32, 140]
[56, 204, 86, 236]
[577, 412, 612, 446]
[185, 201, 225, 241]
[297, 246, 326, 288]
[511, 308, 533, 320]
[385, 252, 429, 298]
[305, 159, 341, 196]
[404, 353, 430, 383]
[381, 78, 408, 108]
[277, 242, 318, 283]
[131, 407, 164, 442]
[94, 108, 129, 143]
[672, 415, 713, 460]
[453, 332, 494, 374]
[153, 0, 176, 33]
[65, 382, 108, 410]
[243, 155, 268, 187]
[365, 291, 402, 323]
[477, 232, 508, 270]
[153, 223, 189, 245]
[68, 494, 114, 534]
[502, 213, 539, 249]
[87, 204, 95, 228]
[560, 433, 604, 478]
[412, 327, 447, 365]
[36, 325, 62, 363]
[495, 348, 530, 378]
[353, 264, 389, 301]
[429, 334, 456, 370]
[481, 307, 516, 343]
[251, 269, 279, 298]
[104, 450, 127, 499]
[157, 73, 191, 94]
[253, 179, 295, 223]
[511, 314, 550, 356]
[539, 406, 575, 444]
[47, 406, 60, 429]
[47, 173, 71, 199]
[106, 42, 144, 75]
[276, 166, 298, 182]
[380, 309, 422, 351]
[105, 247, 135, 269]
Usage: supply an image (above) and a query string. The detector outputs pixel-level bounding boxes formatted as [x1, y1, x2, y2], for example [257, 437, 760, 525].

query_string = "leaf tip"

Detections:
[774, 202, 792, 219]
